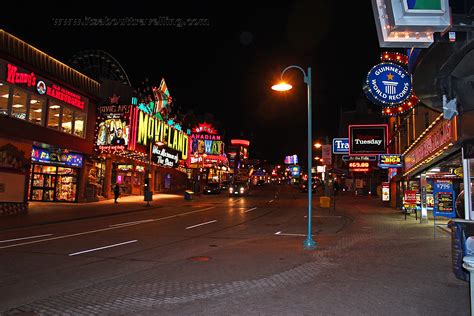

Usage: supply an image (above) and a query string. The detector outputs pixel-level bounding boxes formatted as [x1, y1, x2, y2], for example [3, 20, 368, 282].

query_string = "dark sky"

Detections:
[0, 1, 380, 165]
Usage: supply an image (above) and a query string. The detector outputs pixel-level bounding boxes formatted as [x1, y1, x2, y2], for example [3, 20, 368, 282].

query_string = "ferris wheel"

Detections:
[68, 50, 131, 86]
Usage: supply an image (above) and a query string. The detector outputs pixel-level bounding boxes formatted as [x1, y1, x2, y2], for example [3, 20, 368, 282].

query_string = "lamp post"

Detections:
[272, 65, 316, 250]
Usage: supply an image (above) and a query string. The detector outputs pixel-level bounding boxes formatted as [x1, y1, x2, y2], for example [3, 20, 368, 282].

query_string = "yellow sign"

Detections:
[136, 111, 189, 160]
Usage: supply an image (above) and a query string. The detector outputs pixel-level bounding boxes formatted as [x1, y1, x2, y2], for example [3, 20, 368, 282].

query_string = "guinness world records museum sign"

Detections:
[366, 62, 412, 107]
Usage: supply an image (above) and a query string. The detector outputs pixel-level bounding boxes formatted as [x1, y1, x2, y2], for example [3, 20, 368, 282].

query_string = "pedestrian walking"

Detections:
[113, 183, 120, 203]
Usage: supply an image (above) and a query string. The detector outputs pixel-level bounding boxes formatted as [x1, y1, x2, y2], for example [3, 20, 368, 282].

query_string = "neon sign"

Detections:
[6, 64, 36, 87]
[193, 122, 217, 134]
[378, 154, 403, 168]
[6, 63, 86, 110]
[31, 147, 83, 167]
[135, 110, 189, 160]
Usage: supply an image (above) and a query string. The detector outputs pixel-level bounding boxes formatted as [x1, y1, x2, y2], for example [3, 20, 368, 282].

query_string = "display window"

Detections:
[10, 88, 28, 120]
[0, 82, 9, 115]
[29, 164, 79, 202]
[28, 96, 46, 125]
[47, 103, 61, 129]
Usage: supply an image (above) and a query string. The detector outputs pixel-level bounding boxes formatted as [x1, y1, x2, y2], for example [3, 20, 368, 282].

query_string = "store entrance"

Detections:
[29, 164, 79, 202]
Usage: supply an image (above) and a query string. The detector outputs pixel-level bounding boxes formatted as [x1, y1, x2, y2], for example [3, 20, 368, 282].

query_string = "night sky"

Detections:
[0, 1, 380, 165]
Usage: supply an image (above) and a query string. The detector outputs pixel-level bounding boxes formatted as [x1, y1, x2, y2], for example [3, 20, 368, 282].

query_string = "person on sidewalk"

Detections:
[113, 183, 121, 203]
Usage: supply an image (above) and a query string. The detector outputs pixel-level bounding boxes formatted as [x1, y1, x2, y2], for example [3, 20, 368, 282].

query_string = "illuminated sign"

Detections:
[349, 125, 388, 155]
[404, 190, 417, 204]
[117, 164, 133, 171]
[332, 138, 349, 154]
[378, 154, 403, 168]
[366, 63, 412, 106]
[31, 147, 83, 167]
[284, 155, 298, 165]
[6, 63, 36, 86]
[231, 139, 250, 147]
[291, 166, 301, 177]
[96, 104, 131, 151]
[152, 145, 179, 168]
[189, 123, 225, 158]
[342, 155, 377, 162]
[348, 161, 370, 172]
[5, 63, 86, 110]
[433, 180, 456, 218]
[404, 117, 457, 173]
[193, 122, 217, 134]
[382, 182, 390, 201]
[135, 110, 189, 160]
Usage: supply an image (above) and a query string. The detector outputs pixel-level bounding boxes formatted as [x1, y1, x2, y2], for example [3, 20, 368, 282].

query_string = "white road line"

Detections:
[0, 207, 216, 250]
[69, 240, 137, 256]
[269, 200, 274, 203]
[274, 231, 310, 237]
[0, 234, 53, 243]
[244, 207, 257, 213]
[109, 219, 154, 227]
[185, 220, 217, 230]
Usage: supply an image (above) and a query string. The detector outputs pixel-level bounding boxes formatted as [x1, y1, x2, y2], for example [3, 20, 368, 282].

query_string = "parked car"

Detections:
[203, 182, 221, 194]
[219, 181, 230, 191]
[229, 181, 250, 196]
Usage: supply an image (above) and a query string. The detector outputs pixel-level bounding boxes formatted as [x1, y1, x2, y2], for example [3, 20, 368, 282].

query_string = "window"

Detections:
[62, 107, 74, 134]
[10, 88, 28, 120]
[0, 82, 9, 115]
[73, 111, 85, 138]
[48, 103, 61, 129]
[28, 96, 45, 125]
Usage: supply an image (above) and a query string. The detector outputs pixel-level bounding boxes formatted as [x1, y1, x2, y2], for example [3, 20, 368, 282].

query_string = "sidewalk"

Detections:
[0, 192, 198, 232]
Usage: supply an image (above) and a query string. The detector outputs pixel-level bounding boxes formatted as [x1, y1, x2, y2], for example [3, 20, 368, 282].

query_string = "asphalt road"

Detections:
[0, 184, 468, 315]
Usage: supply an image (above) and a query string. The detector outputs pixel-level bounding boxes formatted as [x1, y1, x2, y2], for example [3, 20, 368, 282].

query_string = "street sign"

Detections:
[332, 138, 349, 154]
[322, 144, 332, 165]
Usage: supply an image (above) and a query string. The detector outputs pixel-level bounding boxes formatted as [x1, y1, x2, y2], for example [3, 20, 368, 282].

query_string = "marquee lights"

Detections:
[380, 51, 409, 65]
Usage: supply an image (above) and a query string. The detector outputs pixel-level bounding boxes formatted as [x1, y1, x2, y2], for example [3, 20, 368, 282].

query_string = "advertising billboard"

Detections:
[96, 104, 131, 151]
[284, 155, 298, 165]
[349, 125, 388, 156]
[378, 154, 403, 169]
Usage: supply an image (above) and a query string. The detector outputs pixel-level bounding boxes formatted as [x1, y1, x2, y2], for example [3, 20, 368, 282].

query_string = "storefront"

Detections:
[188, 123, 229, 190]
[402, 114, 460, 220]
[29, 146, 83, 202]
[94, 98, 190, 198]
[0, 30, 100, 213]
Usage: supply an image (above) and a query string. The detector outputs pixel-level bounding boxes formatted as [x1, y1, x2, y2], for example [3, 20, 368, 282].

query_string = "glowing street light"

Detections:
[271, 65, 316, 250]
[314, 143, 322, 148]
[271, 82, 293, 91]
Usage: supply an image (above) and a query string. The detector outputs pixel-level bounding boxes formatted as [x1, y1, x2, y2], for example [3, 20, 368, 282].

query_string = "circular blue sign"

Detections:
[366, 62, 412, 106]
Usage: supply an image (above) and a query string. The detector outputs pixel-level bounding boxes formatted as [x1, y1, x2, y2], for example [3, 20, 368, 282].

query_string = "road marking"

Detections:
[109, 219, 155, 227]
[69, 240, 137, 256]
[0, 207, 216, 250]
[269, 200, 274, 203]
[275, 231, 311, 237]
[244, 207, 257, 213]
[186, 220, 217, 230]
[0, 234, 53, 244]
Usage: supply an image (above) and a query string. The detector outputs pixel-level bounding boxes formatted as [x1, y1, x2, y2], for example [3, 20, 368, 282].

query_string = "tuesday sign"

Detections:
[349, 125, 388, 155]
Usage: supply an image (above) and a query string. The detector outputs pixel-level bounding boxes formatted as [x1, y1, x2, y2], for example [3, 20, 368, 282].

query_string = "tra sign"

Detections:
[332, 138, 349, 154]
[349, 125, 388, 155]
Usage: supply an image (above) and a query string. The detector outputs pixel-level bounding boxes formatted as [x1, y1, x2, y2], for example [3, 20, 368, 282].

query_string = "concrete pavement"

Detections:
[1, 187, 470, 315]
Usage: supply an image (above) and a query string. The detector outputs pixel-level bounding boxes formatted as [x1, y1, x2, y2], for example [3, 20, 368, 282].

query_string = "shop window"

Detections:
[73, 111, 86, 138]
[0, 82, 9, 115]
[47, 103, 61, 129]
[61, 107, 74, 134]
[10, 88, 28, 120]
[28, 96, 46, 125]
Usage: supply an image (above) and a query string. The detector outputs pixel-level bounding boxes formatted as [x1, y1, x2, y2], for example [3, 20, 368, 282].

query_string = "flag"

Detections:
[153, 78, 173, 113]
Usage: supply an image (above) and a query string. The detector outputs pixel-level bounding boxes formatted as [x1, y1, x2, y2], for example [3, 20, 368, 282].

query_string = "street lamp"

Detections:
[272, 65, 316, 250]
[314, 143, 322, 149]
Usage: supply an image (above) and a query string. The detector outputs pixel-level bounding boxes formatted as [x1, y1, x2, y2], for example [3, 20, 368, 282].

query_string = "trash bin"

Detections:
[184, 190, 194, 201]
[447, 219, 474, 282]
[320, 196, 330, 208]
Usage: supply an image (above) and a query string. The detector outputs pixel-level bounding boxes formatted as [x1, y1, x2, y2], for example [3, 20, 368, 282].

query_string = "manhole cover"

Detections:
[188, 256, 211, 262]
